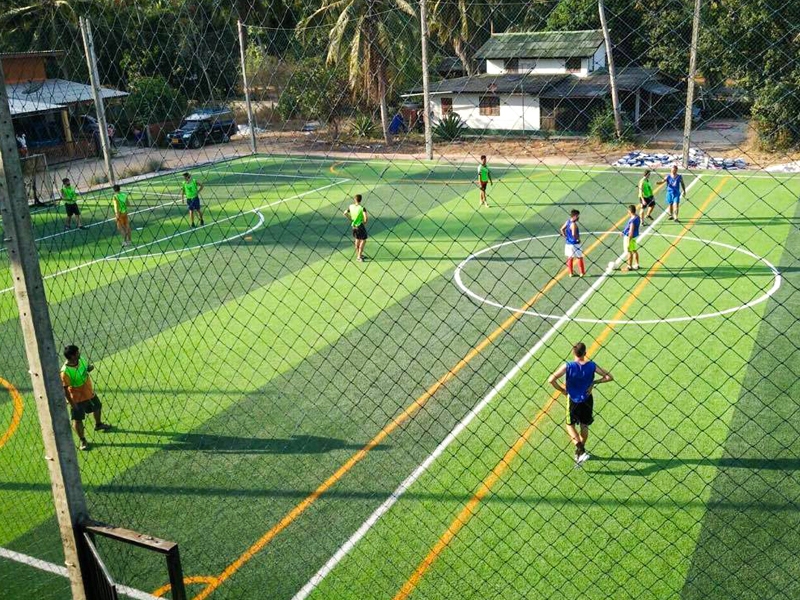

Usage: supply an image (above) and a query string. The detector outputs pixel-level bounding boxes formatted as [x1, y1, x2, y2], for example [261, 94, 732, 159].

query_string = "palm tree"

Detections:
[298, 0, 416, 145]
[0, 0, 96, 50]
[429, 0, 475, 76]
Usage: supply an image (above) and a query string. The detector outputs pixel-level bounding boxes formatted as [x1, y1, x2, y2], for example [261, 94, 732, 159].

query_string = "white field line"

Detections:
[0, 179, 349, 295]
[213, 171, 348, 182]
[291, 178, 704, 600]
[0, 547, 160, 600]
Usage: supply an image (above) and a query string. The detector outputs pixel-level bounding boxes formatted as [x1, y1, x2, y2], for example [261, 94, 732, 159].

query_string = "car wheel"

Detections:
[190, 136, 202, 149]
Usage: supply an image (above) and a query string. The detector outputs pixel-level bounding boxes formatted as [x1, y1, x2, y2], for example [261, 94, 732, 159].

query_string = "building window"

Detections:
[566, 57, 582, 73]
[504, 58, 519, 73]
[441, 98, 453, 115]
[479, 95, 500, 116]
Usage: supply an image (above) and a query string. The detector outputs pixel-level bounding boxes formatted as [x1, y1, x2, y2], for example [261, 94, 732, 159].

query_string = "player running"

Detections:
[560, 209, 585, 277]
[638, 169, 656, 222]
[344, 194, 368, 262]
[61, 345, 111, 451]
[112, 185, 132, 247]
[476, 155, 492, 208]
[622, 204, 641, 272]
[659, 164, 687, 222]
[548, 342, 614, 467]
[61, 178, 86, 230]
[181, 172, 205, 228]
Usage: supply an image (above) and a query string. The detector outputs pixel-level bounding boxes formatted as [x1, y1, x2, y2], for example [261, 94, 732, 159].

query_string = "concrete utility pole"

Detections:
[419, 0, 434, 160]
[682, 0, 703, 169]
[598, 0, 623, 139]
[79, 16, 115, 185]
[0, 63, 89, 600]
[238, 20, 258, 154]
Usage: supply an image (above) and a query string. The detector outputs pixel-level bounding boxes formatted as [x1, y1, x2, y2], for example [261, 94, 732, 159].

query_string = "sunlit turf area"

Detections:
[1, 154, 798, 600]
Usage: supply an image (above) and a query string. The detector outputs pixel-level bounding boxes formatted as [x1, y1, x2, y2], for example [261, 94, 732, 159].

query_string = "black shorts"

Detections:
[352, 224, 368, 240]
[65, 203, 80, 216]
[640, 196, 656, 208]
[566, 394, 594, 426]
[71, 396, 102, 421]
[479, 181, 488, 191]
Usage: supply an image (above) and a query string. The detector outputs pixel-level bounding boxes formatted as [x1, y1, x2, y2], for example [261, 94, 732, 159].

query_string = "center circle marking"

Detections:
[454, 232, 782, 325]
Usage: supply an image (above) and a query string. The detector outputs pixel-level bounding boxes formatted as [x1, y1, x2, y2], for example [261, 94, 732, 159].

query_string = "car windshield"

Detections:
[181, 120, 205, 131]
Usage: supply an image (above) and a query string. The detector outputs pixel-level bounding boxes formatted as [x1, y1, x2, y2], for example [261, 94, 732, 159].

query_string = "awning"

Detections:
[7, 78, 128, 117]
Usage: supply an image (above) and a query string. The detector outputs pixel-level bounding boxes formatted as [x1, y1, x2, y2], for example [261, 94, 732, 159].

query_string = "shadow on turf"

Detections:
[643, 265, 796, 279]
[92, 430, 390, 454]
[591, 455, 800, 477]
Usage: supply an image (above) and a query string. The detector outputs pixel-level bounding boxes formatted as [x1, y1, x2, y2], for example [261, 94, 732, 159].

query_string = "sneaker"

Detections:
[200, 219, 205, 226]
[632, 264, 640, 270]
[579, 272, 586, 278]
[668, 215, 674, 220]
[79, 439, 89, 451]
[191, 223, 197, 229]
[95, 423, 112, 432]
[357, 257, 364, 262]
[577, 450, 591, 466]
[568, 272, 575, 278]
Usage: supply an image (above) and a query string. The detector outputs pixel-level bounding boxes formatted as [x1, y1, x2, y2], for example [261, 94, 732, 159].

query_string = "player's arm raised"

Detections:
[548, 364, 568, 395]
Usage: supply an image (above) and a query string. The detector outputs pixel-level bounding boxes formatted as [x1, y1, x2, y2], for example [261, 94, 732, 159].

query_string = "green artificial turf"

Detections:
[0, 157, 797, 600]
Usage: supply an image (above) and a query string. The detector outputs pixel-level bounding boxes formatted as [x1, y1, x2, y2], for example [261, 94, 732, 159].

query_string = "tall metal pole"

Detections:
[419, 0, 434, 160]
[0, 63, 89, 600]
[682, 0, 702, 169]
[238, 20, 258, 154]
[79, 16, 115, 185]
[598, 0, 623, 139]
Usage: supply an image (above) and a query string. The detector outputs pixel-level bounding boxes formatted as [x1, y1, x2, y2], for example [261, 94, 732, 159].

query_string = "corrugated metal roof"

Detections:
[0, 50, 64, 59]
[475, 30, 605, 60]
[405, 73, 569, 97]
[7, 78, 127, 116]
[540, 67, 677, 98]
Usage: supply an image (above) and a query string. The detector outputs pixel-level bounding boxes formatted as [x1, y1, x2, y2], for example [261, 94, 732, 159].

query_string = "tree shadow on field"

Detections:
[592, 455, 800, 477]
[94, 429, 389, 455]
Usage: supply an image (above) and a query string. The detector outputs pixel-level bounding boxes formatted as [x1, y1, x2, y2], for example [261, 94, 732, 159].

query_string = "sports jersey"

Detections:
[623, 215, 641, 238]
[565, 360, 596, 403]
[61, 357, 94, 403]
[113, 192, 129, 214]
[349, 204, 365, 227]
[478, 164, 491, 182]
[564, 219, 580, 245]
[666, 174, 683, 195]
[182, 178, 199, 199]
[640, 178, 653, 198]
[62, 186, 78, 204]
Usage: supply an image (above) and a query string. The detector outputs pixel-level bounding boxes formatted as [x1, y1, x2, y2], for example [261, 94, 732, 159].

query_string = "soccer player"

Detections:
[560, 209, 585, 277]
[112, 184, 132, 247]
[476, 155, 492, 208]
[61, 178, 86, 230]
[180, 172, 205, 228]
[622, 204, 641, 271]
[344, 194, 368, 262]
[638, 169, 656, 222]
[548, 342, 614, 467]
[61, 345, 111, 451]
[660, 164, 687, 222]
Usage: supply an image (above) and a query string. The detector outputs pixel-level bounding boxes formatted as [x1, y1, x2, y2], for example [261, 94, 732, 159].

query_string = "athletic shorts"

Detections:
[116, 213, 129, 229]
[566, 394, 594, 426]
[65, 203, 80, 217]
[640, 196, 656, 208]
[564, 243, 583, 258]
[352, 224, 368, 240]
[478, 180, 488, 191]
[71, 396, 102, 421]
[666, 190, 681, 205]
[624, 237, 638, 253]
[187, 197, 201, 211]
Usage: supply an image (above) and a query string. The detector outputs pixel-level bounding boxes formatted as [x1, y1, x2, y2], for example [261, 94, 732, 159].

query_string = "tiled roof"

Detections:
[475, 30, 605, 60]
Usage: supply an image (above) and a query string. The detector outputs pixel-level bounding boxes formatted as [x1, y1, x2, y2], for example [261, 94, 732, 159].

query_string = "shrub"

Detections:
[123, 76, 187, 135]
[433, 113, 466, 141]
[351, 114, 376, 138]
[276, 58, 349, 123]
[751, 80, 800, 151]
[588, 104, 635, 143]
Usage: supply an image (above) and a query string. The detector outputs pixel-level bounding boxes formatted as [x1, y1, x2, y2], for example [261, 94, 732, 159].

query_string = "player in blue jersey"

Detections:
[659, 164, 687, 222]
[622, 205, 641, 272]
[559, 209, 585, 277]
[548, 342, 614, 466]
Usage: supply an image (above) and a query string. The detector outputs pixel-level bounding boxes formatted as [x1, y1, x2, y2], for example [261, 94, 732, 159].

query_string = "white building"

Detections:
[404, 30, 677, 133]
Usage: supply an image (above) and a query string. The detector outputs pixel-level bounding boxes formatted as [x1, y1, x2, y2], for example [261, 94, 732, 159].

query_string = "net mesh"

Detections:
[1, 1, 799, 599]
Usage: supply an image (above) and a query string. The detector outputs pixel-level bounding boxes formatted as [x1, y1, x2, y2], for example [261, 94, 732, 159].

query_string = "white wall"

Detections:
[483, 48, 604, 77]
[486, 59, 504, 74]
[591, 42, 607, 72]
[433, 94, 541, 131]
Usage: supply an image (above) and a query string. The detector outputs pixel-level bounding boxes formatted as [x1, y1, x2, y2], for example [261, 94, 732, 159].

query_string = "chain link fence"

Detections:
[0, 0, 799, 598]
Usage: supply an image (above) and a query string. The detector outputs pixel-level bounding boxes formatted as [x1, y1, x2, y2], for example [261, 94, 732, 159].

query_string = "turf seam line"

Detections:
[0, 547, 160, 600]
[289, 175, 706, 600]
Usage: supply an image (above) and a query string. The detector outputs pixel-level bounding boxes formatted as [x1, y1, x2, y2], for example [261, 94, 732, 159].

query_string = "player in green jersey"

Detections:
[61, 178, 86, 230]
[344, 194, 368, 262]
[476, 155, 493, 208]
[181, 172, 205, 228]
[112, 184, 132, 247]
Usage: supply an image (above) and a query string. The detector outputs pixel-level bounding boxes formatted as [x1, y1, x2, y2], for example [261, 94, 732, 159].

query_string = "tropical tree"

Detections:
[0, 0, 96, 50]
[428, 0, 476, 76]
[298, 0, 417, 145]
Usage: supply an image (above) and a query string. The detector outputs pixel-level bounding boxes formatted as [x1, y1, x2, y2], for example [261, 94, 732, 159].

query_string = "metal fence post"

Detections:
[0, 60, 89, 600]
[238, 20, 258, 154]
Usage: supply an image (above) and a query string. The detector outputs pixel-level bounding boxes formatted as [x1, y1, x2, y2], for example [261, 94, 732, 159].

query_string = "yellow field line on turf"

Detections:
[392, 177, 728, 600]
[190, 213, 630, 599]
[0, 377, 24, 451]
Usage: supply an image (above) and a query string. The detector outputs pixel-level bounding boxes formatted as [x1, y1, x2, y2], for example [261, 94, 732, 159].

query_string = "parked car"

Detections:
[168, 108, 238, 149]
